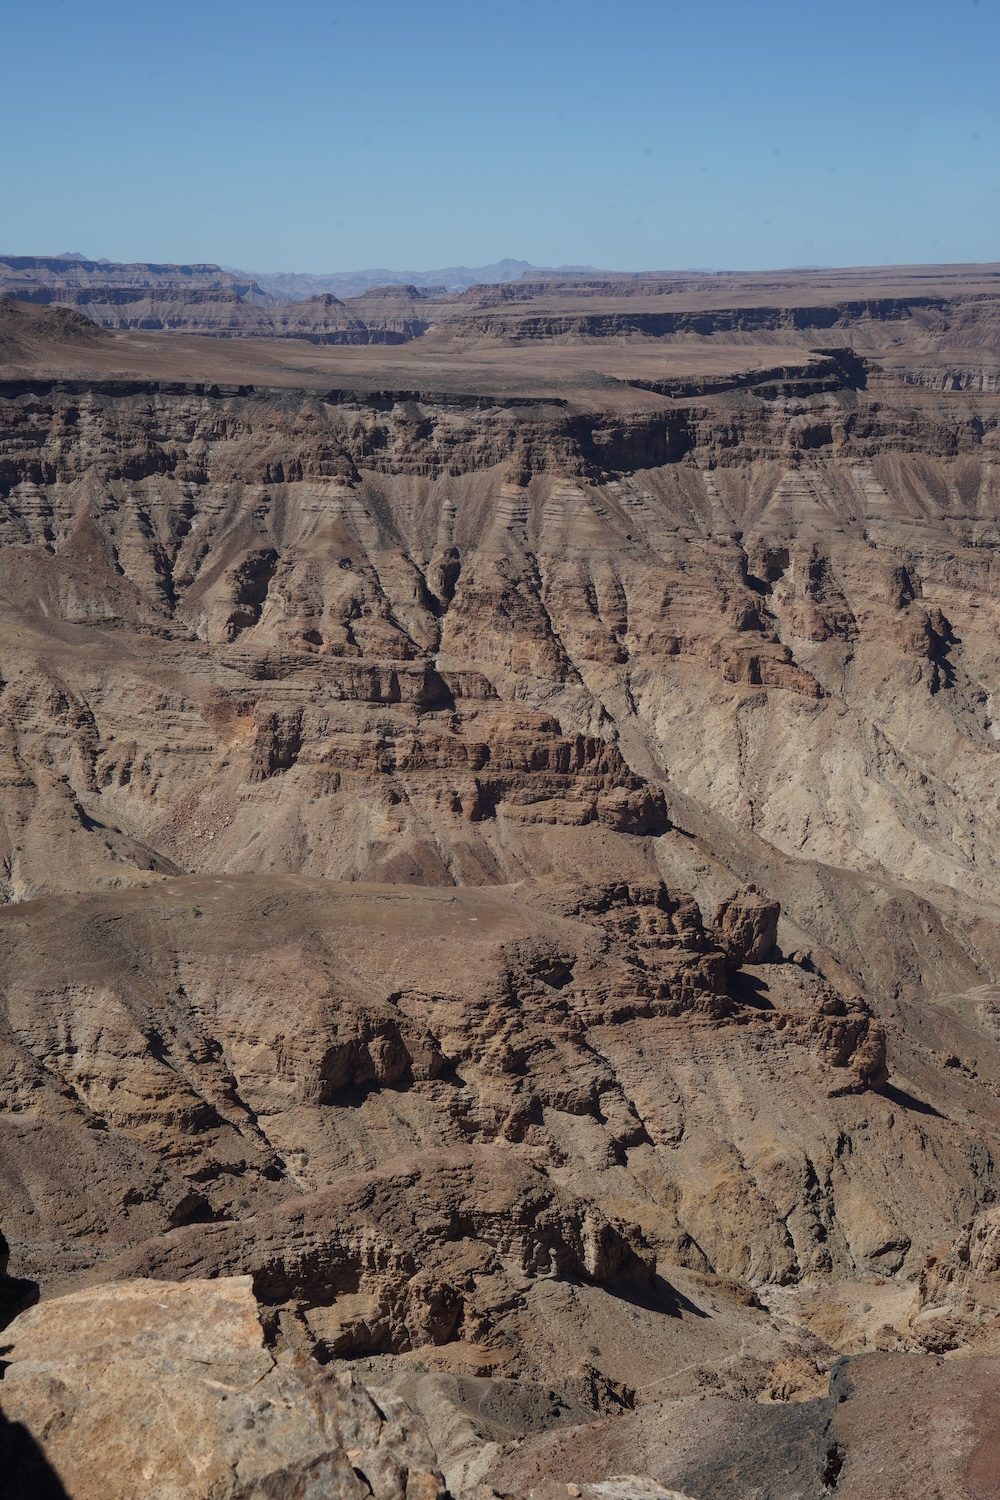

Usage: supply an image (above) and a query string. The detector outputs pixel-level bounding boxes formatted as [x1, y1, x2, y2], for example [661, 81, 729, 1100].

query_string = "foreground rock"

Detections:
[0, 1277, 447, 1500]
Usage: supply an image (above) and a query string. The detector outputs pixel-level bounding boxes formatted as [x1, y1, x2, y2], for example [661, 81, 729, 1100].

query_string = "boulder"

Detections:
[0, 1277, 447, 1500]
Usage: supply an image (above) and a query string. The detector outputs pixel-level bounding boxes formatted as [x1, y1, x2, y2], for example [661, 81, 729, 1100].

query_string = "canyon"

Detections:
[3, 264, 1000, 1496]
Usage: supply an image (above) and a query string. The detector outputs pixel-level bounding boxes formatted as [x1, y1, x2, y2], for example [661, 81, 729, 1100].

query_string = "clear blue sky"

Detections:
[3, 0, 998, 274]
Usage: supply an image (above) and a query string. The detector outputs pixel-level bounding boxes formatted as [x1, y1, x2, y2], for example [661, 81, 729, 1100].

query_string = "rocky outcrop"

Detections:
[95, 1149, 654, 1361]
[711, 886, 780, 964]
[0, 1277, 448, 1500]
[907, 1204, 1000, 1352]
[0, 870, 945, 1315]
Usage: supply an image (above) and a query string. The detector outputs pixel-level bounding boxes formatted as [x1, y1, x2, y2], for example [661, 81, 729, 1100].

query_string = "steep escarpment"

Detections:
[2, 364, 996, 482]
[436, 296, 954, 345]
[1, 373, 1000, 914]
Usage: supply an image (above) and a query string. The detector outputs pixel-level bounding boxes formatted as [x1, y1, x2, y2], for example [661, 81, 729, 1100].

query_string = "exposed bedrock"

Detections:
[0, 1276, 449, 1500]
[0, 876, 900, 1299]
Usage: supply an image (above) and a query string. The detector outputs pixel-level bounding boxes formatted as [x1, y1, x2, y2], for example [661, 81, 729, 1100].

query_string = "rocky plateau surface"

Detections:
[4, 272, 1000, 1496]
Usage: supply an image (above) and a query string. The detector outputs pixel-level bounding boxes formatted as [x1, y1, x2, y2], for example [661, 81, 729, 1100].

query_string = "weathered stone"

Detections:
[0, 1278, 447, 1500]
[712, 886, 780, 965]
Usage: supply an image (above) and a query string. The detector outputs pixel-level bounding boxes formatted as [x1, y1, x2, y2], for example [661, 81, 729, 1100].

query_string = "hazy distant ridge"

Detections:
[228, 258, 596, 301]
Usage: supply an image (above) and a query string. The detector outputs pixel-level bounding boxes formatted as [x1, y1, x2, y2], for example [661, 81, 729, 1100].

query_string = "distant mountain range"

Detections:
[222, 259, 597, 300]
[51, 253, 743, 296]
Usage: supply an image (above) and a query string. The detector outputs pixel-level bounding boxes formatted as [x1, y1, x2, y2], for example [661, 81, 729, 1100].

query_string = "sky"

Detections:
[2, 0, 998, 275]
